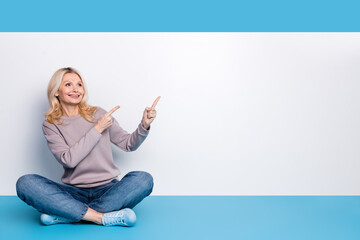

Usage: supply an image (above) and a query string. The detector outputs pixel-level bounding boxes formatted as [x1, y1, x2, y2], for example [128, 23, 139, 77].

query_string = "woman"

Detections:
[16, 67, 160, 227]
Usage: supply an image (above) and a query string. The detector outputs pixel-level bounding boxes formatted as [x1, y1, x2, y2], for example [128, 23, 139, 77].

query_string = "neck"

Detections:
[61, 105, 80, 117]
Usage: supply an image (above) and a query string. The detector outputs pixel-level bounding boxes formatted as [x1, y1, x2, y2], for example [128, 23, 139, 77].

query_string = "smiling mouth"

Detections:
[68, 94, 80, 98]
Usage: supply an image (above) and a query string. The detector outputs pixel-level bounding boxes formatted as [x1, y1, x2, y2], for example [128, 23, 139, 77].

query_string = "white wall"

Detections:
[1, 33, 360, 195]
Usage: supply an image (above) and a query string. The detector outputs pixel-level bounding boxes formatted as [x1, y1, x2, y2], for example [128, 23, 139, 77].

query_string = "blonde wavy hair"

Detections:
[44, 67, 98, 124]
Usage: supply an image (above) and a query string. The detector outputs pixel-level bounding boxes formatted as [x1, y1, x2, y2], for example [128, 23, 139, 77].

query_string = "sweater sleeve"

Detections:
[42, 122, 102, 168]
[109, 117, 150, 152]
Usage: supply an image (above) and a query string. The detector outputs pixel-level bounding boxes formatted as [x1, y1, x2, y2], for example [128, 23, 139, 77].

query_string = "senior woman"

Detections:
[16, 67, 160, 227]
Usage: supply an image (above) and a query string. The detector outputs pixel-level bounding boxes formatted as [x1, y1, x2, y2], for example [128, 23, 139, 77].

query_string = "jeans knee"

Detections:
[144, 172, 154, 192]
[16, 174, 41, 197]
[130, 171, 154, 194]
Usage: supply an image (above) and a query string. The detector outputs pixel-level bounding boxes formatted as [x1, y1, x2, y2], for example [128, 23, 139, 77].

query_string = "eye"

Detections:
[65, 83, 71, 86]
[78, 83, 82, 87]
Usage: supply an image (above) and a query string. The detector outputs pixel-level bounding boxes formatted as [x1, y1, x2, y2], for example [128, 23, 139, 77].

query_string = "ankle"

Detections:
[98, 213, 104, 225]
[82, 208, 104, 225]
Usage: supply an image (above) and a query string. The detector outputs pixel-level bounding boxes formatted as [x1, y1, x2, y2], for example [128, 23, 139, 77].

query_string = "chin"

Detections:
[67, 97, 83, 103]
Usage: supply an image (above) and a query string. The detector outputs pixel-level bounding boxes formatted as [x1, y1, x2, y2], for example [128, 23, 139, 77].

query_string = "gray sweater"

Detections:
[42, 107, 149, 188]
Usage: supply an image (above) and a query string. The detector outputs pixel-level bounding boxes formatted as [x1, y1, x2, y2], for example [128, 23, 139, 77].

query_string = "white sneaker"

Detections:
[40, 214, 76, 225]
[102, 208, 136, 227]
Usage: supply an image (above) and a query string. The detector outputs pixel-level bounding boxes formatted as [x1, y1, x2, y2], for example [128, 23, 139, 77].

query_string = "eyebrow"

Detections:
[64, 81, 83, 84]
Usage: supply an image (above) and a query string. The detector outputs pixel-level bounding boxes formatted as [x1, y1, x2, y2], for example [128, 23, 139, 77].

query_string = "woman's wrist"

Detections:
[94, 125, 103, 134]
[142, 122, 150, 130]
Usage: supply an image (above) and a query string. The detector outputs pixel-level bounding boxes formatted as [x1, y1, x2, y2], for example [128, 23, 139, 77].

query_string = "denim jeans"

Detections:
[16, 171, 153, 222]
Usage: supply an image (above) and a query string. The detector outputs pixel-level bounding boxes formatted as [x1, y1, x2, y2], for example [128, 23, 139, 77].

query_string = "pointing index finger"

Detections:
[151, 96, 161, 109]
[107, 105, 120, 115]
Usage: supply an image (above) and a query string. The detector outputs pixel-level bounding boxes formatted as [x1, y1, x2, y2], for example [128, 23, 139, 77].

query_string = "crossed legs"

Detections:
[16, 171, 153, 225]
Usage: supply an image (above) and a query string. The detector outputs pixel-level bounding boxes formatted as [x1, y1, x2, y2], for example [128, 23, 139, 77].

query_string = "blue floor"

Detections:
[1, 196, 360, 240]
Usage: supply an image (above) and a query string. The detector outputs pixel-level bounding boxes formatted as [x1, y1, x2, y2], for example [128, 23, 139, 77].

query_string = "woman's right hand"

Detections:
[94, 106, 120, 134]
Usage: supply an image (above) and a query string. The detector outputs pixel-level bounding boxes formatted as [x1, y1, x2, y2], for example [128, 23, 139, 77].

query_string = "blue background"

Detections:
[0, 0, 359, 31]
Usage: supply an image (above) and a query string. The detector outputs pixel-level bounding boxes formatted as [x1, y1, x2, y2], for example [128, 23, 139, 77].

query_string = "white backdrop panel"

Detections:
[0, 33, 359, 195]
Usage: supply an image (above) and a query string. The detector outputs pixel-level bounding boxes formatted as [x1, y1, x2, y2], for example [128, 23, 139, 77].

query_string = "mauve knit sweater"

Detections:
[42, 107, 149, 188]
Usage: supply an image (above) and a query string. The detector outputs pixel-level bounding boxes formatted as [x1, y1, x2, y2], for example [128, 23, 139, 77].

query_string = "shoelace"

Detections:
[105, 211, 126, 225]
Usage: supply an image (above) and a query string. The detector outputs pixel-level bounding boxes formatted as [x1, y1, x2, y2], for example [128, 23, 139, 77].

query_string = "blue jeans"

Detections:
[16, 171, 153, 222]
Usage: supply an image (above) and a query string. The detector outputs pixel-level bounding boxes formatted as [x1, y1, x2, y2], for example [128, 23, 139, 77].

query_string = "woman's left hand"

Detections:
[142, 96, 161, 130]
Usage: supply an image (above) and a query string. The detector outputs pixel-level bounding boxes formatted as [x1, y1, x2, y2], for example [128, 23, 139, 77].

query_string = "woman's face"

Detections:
[55, 73, 85, 107]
